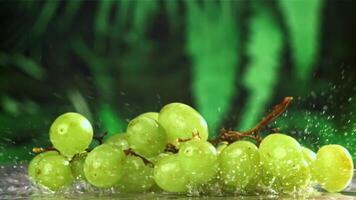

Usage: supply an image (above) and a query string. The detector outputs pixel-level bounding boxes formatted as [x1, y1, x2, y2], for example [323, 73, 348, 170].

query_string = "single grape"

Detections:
[178, 139, 218, 185]
[259, 134, 311, 193]
[84, 144, 125, 188]
[28, 151, 58, 181]
[126, 116, 167, 158]
[105, 133, 129, 150]
[218, 141, 261, 193]
[153, 154, 188, 193]
[158, 103, 208, 145]
[32, 153, 74, 191]
[50, 112, 93, 157]
[70, 152, 87, 181]
[259, 134, 304, 177]
[312, 145, 354, 192]
[262, 160, 311, 193]
[115, 155, 154, 193]
[138, 112, 159, 121]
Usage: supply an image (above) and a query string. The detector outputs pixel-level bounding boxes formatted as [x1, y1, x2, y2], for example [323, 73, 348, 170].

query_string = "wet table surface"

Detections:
[0, 165, 355, 200]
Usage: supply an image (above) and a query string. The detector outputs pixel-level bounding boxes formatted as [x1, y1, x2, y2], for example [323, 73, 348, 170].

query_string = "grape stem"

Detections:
[93, 131, 108, 145]
[164, 143, 179, 153]
[164, 130, 201, 153]
[32, 147, 59, 153]
[217, 96, 293, 146]
[123, 148, 154, 167]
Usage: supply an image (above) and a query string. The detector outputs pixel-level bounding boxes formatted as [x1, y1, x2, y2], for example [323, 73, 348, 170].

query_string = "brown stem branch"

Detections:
[93, 131, 108, 145]
[32, 147, 59, 153]
[124, 148, 153, 166]
[218, 96, 293, 145]
[164, 143, 179, 153]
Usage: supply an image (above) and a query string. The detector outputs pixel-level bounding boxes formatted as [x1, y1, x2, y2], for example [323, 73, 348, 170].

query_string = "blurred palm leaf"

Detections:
[0, 53, 45, 80]
[186, 0, 240, 136]
[32, 1, 60, 36]
[238, 2, 283, 131]
[279, 0, 323, 82]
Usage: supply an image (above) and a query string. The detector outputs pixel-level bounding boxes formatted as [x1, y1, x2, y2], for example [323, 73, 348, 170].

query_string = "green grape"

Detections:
[70, 152, 87, 180]
[50, 112, 93, 157]
[149, 152, 173, 165]
[218, 141, 261, 192]
[115, 155, 154, 192]
[302, 146, 316, 184]
[28, 151, 58, 181]
[158, 103, 208, 145]
[84, 144, 125, 188]
[259, 134, 311, 193]
[302, 147, 316, 166]
[138, 112, 159, 121]
[216, 142, 228, 155]
[105, 133, 129, 150]
[262, 160, 311, 193]
[259, 134, 304, 177]
[312, 145, 354, 192]
[153, 154, 188, 193]
[178, 139, 217, 185]
[126, 116, 167, 158]
[32, 153, 74, 191]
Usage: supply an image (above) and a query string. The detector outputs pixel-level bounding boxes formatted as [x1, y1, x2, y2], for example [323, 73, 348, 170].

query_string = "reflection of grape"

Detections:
[116, 155, 154, 192]
[219, 141, 260, 192]
[70, 152, 87, 180]
[178, 139, 218, 185]
[50, 112, 93, 157]
[312, 145, 354, 192]
[127, 116, 167, 158]
[33, 153, 74, 191]
[83, 144, 125, 188]
[154, 154, 188, 193]
[105, 133, 129, 150]
[158, 103, 208, 145]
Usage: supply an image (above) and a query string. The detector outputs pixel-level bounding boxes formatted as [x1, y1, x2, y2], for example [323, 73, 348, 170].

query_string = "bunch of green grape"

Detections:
[28, 103, 354, 196]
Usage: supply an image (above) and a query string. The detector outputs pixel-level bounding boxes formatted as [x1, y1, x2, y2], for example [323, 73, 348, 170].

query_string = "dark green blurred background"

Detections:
[0, 0, 355, 164]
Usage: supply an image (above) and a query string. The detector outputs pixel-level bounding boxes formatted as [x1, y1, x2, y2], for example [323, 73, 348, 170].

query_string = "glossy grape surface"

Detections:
[32, 153, 74, 191]
[105, 133, 129, 150]
[259, 134, 311, 193]
[127, 116, 167, 158]
[153, 154, 188, 193]
[49, 112, 93, 157]
[219, 141, 261, 192]
[158, 103, 208, 145]
[116, 155, 154, 192]
[312, 145, 354, 192]
[83, 144, 125, 188]
[138, 112, 159, 121]
[70, 152, 87, 180]
[178, 139, 218, 185]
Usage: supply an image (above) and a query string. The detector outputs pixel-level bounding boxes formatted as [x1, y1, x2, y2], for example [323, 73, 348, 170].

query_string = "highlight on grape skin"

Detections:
[27, 100, 354, 196]
[312, 145, 354, 192]
[49, 112, 93, 158]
